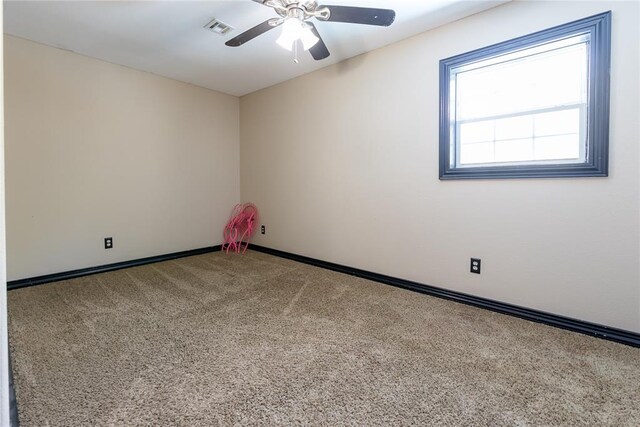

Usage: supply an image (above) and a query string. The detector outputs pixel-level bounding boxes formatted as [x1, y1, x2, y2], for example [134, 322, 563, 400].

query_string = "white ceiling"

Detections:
[4, 0, 508, 96]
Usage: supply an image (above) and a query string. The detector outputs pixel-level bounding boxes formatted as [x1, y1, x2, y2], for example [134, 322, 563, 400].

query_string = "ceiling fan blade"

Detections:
[320, 6, 395, 26]
[225, 20, 281, 47]
[307, 23, 330, 61]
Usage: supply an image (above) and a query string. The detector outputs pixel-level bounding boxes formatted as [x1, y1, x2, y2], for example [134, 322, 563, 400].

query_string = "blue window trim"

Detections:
[439, 11, 611, 180]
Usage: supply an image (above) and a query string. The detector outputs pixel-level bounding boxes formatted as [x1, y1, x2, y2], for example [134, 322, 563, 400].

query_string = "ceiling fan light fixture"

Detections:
[276, 18, 319, 51]
[226, 2, 396, 62]
[299, 23, 320, 50]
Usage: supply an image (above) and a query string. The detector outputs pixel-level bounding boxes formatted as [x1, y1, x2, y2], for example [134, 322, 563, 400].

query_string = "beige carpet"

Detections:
[8, 251, 640, 426]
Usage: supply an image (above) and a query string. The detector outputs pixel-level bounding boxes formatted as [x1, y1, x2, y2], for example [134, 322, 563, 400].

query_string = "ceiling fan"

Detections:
[225, 1, 396, 61]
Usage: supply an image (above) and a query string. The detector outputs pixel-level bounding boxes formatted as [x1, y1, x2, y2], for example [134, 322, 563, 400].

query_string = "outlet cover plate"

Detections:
[470, 258, 481, 274]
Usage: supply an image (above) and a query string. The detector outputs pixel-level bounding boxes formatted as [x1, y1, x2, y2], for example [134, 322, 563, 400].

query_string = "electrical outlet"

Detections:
[470, 258, 481, 274]
[260, 225, 265, 235]
[104, 237, 113, 249]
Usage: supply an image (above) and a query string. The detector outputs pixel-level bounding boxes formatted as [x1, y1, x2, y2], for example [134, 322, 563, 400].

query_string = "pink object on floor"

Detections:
[222, 203, 259, 254]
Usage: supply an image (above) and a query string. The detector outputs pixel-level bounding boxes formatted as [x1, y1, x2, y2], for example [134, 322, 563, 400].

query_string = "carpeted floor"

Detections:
[8, 251, 640, 426]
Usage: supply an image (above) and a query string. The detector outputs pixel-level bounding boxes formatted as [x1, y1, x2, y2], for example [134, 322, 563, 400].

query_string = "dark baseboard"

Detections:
[9, 351, 19, 427]
[6, 242, 638, 347]
[7, 246, 222, 290]
[249, 244, 640, 348]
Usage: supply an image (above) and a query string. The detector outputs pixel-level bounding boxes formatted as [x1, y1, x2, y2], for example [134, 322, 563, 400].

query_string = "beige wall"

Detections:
[4, 36, 240, 281]
[0, 3, 11, 422]
[240, 1, 640, 332]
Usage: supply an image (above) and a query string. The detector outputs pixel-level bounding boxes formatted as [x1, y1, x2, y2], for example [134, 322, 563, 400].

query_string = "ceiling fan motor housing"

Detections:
[272, 1, 330, 21]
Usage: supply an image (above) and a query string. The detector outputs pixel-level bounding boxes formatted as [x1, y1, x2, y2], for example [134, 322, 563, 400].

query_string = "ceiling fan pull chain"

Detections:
[293, 39, 300, 64]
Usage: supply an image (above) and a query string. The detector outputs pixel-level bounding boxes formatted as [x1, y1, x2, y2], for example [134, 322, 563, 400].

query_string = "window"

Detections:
[439, 12, 611, 179]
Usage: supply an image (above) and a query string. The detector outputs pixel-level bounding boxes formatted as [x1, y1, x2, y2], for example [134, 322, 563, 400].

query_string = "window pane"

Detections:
[495, 115, 533, 140]
[495, 138, 534, 163]
[452, 36, 589, 168]
[460, 142, 494, 165]
[534, 108, 580, 136]
[534, 134, 580, 160]
[455, 38, 588, 121]
[460, 121, 494, 144]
